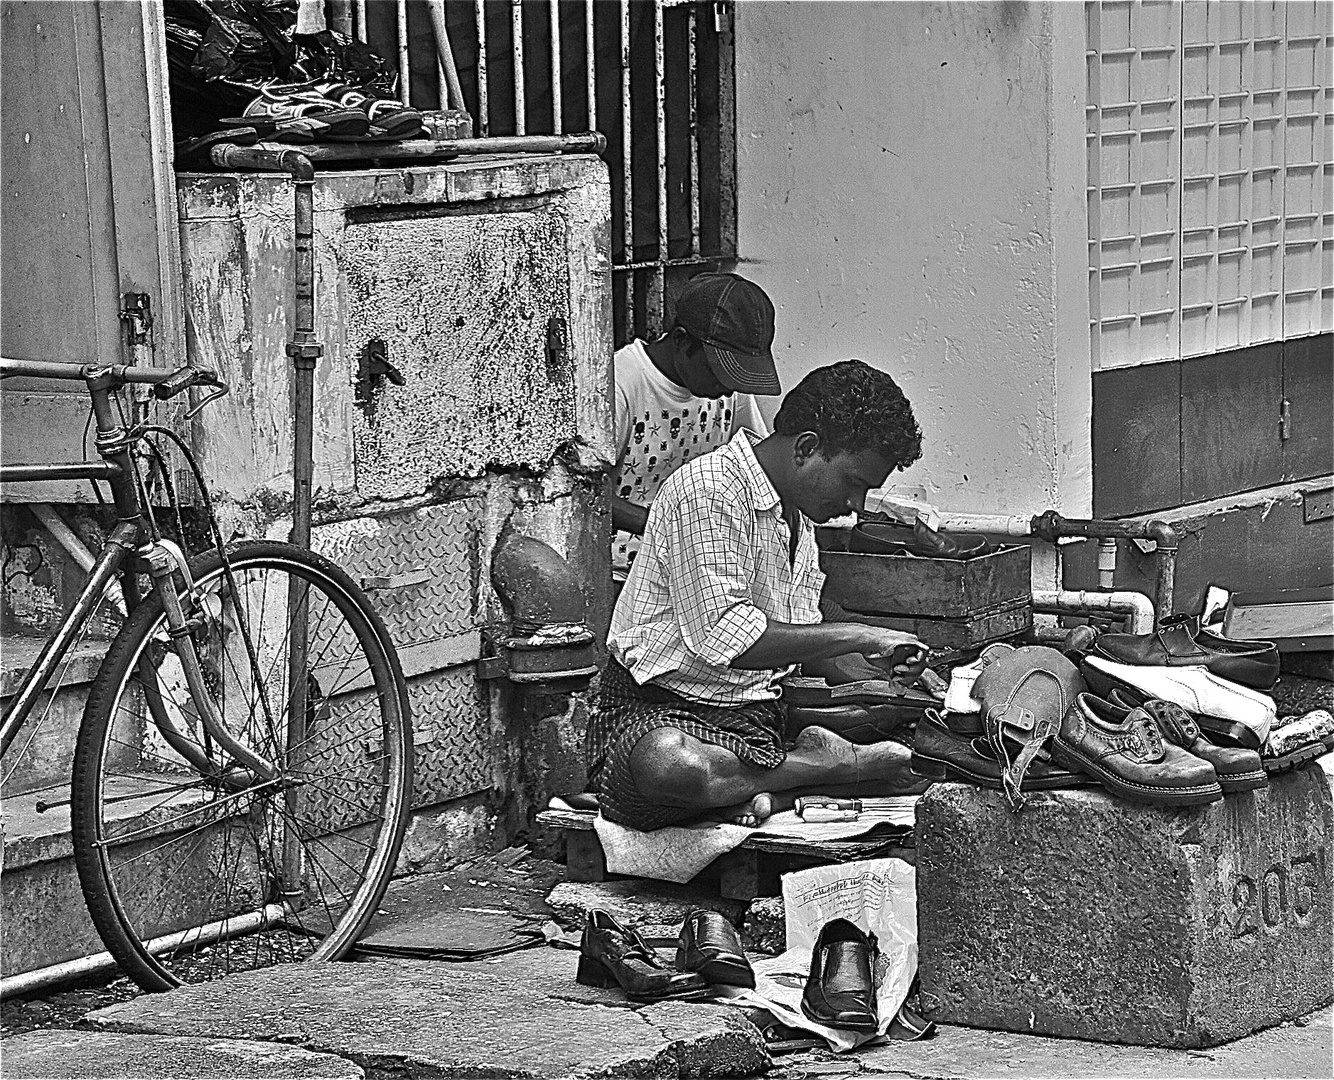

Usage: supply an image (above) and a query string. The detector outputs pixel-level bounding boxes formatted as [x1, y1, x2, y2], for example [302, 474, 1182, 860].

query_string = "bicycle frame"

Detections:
[0, 357, 274, 783]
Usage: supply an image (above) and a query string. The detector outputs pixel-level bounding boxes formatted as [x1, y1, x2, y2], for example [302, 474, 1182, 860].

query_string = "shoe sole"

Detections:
[1195, 714, 1265, 751]
[1216, 769, 1268, 793]
[1049, 740, 1223, 805]
[1262, 740, 1328, 775]
[910, 750, 1095, 791]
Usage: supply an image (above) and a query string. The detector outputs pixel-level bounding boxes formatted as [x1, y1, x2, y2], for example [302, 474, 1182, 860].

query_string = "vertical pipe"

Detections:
[353, 0, 366, 41]
[512, 0, 526, 136]
[649, 0, 665, 328]
[548, 0, 563, 134]
[585, 0, 596, 130]
[396, 0, 411, 105]
[328, 0, 352, 37]
[1097, 537, 1117, 591]
[427, 0, 466, 111]
[475, 0, 490, 136]
[620, 0, 633, 261]
[687, 5, 700, 257]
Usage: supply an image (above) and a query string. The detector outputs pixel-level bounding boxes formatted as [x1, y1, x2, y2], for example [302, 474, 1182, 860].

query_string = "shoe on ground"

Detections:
[801, 918, 879, 1034]
[676, 909, 755, 989]
[1081, 654, 1275, 751]
[1107, 687, 1266, 793]
[1092, 614, 1279, 691]
[1050, 693, 1223, 806]
[576, 909, 709, 1002]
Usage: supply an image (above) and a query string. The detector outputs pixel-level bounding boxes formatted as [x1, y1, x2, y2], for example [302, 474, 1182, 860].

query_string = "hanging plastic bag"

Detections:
[715, 857, 919, 1052]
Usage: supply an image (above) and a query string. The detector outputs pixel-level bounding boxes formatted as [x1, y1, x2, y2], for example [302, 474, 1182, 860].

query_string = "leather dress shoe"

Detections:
[1051, 693, 1223, 806]
[787, 702, 917, 744]
[1107, 688, 1266, 793]
[1092, 615, 1279, 691]
[850, 519, 992, 560]
[676, 909, 755, 988]
[911, 708, 1093, 790]
[576, 909, 709, 1002]
[802, 918, 879, 1033]
[1081, 655, 1275, 751]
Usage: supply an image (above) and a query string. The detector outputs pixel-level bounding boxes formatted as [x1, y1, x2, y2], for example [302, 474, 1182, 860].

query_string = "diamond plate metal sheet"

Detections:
[407, 665, 492, 807]
[313, 503, 480, 646]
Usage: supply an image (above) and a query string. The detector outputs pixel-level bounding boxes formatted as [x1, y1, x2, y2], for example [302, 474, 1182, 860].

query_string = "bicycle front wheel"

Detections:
[71, 541, 412, 991]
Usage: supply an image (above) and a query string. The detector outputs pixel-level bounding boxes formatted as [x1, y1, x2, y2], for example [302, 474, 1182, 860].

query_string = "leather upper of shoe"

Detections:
[1058, 693, 1219, 790]
[678, 910, 749, 972]
[1106, 689, 1263, 778]
[786, 702, 916, 745]
[1082, 655, 1274, 742]
[803, 918, 878, 1030]
[1092, 616, 1279, 690]
[849, 518, 992, 560]
[913, 709, 1087, 787]
[584, 910, 705, 995]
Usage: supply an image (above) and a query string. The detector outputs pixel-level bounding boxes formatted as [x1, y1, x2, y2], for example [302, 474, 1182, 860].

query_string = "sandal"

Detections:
[310, 81, 425, 139]
[221, 82, 370, 141]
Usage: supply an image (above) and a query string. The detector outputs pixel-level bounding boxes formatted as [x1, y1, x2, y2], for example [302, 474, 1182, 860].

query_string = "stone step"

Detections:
[2, 635, 108, 797]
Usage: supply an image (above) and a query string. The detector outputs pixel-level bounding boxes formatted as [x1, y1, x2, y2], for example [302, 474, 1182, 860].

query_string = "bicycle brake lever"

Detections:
[184, 383, 229, 420]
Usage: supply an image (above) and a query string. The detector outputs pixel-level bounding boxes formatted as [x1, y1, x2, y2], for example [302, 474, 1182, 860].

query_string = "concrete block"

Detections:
[916, 769, 1334, 1047]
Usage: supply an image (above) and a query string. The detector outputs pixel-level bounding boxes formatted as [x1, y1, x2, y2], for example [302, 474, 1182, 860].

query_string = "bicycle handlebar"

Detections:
[1, 357, 229, 405]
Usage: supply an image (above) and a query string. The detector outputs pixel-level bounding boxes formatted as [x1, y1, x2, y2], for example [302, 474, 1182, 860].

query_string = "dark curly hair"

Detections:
[772, 359, 923, 469]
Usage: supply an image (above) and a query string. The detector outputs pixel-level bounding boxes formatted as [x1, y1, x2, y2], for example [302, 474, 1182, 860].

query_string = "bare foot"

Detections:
[790, 724, 858, 769]
[720, 792, 773, 827]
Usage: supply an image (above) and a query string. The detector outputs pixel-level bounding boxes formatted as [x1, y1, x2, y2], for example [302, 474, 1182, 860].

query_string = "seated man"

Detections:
[589, 359, 930, 830]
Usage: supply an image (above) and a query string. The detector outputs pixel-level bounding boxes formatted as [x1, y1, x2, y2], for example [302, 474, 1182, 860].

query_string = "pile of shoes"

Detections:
[575, 908, 753, 1002]
[909, 618, 1326, 810]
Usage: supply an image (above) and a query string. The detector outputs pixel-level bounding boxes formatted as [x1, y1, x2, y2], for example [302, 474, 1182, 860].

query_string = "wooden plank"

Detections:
[1182, 343, 1284, 504]
[1092, 358, 1182, 517]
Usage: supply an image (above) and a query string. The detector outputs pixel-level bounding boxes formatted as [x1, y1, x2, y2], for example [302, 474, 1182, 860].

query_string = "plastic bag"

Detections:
[164, 0, 396, 137]
[716, 857, 918, 1052]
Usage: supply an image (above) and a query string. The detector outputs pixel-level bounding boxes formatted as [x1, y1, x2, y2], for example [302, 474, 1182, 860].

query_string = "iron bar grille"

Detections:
[345, 0, 738, 346]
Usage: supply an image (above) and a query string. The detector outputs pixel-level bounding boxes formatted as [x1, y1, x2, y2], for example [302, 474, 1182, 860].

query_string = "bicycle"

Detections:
[0, 356, 413, 992]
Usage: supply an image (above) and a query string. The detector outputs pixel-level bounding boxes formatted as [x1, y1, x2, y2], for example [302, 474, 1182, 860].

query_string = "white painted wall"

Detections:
[734, 0, 1091, 517]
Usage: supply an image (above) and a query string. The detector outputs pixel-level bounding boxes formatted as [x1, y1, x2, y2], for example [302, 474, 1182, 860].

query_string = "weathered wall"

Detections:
[733, 1, 1091, 520]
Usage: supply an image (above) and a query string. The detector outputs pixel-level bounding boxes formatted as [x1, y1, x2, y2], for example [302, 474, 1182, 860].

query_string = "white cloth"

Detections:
[612, 339, 768, 576]
[609, 430, 824, 705]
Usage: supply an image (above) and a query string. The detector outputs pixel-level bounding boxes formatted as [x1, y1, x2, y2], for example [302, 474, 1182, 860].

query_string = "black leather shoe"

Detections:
[786, 703, 921, 744]
[850, 519, 992, 560]
[576, 909, 709, 1002]
[1051, 694, 1223, 806]
[1106, 688, 1266, 793]
[911, 708, 1093, 790]
[1092, 615, 1279, 690]
[676, 909, 755, 989]
[802, 918, 879, 1033]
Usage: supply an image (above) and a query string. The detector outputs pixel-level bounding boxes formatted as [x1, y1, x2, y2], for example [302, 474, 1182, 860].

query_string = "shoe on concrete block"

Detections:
[1081, 655, 1275, 751]
[1051, 693, 1223, 806]
[1092, 614, 1279, 691]
[1107, 688, 1266, 794]
[1262, 709, 1334, 774]
[911, 708, 1093, 791]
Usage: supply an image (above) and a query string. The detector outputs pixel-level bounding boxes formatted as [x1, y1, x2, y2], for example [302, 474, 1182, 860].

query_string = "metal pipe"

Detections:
[936, 512, 1034, 537]
[1032, 589, 1156, 635]
[30, 504, 126, 615]
[475, 0, 489, 135]
[1097, 537, 1117, 590]
[427, 0, 466, 111]
[0, 904, 289, 1000]
[511, 0, 526, 135]
[1, 461, 122, 483]
[1, 358, 172, 383]
[549, 0, 563, 134]
[396, 0, 411, 104]
[585, 0, 596, 130]
[353, 0, 366, 41]
[620, 0, 633, 263]
[236, 133, 607, 163]
[687, 4, 700, 257]
[648, 0, 666, 327]
[327, 0, 352, 36]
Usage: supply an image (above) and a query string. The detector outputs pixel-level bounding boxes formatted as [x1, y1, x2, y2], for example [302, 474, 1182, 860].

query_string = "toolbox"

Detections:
[817, 528, 1032, 653]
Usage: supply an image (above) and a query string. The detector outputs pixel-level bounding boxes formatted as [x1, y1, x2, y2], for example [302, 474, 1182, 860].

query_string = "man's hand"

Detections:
[857, 628, 929, 680]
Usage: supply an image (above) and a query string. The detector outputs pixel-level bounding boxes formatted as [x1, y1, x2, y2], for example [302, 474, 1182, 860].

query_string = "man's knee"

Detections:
[628, 727, 714, 806]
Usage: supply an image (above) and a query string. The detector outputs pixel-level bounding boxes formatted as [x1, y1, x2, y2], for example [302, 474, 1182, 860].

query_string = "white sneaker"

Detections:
[1082, 654, 1275, 750]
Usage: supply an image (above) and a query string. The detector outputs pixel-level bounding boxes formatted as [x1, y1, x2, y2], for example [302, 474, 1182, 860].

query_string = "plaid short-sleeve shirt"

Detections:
[608, 430, 825, 705]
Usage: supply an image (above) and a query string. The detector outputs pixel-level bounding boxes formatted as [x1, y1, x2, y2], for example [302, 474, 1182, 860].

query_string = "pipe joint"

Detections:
[1144, 519, 1179, 550]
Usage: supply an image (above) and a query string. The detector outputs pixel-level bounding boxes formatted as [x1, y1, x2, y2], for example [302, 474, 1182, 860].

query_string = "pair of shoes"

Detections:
[221, 80, 372, 142]
[850, 519, 992, 560]
[910, 708, 1094, 790]
[1050, 694, 1224, 805]
[1081, 655, 1275, 751]
[1106, 688, 1266, 793]
[1092, 614, 1279, 691]
[1262, 709, 1334, 773]
[307, 80, 425, 139]
[802, 918, 878, 1033]
[576, 908, 753, 1001]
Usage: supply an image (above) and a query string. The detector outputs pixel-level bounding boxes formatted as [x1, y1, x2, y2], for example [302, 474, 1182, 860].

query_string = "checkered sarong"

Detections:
[587, 659, 787, 831]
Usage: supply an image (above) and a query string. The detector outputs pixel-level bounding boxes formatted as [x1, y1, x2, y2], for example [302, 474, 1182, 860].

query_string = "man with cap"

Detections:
[611, 272, 782, 586]
[590, 360, 931, 831]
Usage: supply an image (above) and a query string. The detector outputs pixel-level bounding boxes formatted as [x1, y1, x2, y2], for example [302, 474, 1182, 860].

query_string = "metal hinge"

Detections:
[120, 292, 154, 347]
[1279, 398, 1292, 441]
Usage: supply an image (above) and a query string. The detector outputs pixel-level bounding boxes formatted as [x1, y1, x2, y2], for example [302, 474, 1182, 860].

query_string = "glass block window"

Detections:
[1086, 0, 1333, 368]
